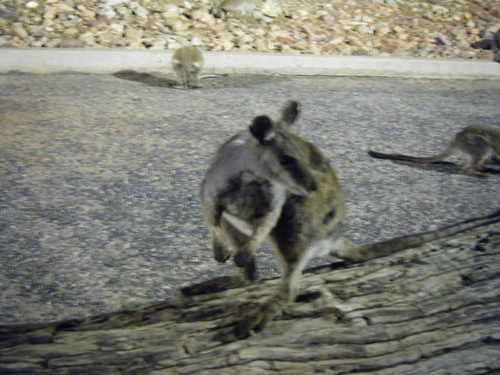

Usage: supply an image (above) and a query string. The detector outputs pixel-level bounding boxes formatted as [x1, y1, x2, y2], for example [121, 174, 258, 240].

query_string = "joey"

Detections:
[368, 125, 500, 176]
[183, 101, 500, 340]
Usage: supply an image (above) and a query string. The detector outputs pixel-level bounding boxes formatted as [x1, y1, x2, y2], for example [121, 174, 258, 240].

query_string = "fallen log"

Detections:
[1, 223, 499, 375]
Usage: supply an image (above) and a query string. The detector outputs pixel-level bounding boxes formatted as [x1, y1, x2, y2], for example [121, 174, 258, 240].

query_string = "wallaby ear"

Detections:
[278, 100, 300, 127]
[249, 115, 275, 144]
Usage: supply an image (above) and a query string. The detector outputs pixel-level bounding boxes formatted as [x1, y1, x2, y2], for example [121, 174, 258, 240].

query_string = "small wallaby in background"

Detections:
[182, 101, 499, 340]
[368, 125, 500, 175]
[470, 28, 500, 63]
[493, 28, 500, 63]
[172, 46, 204, 88]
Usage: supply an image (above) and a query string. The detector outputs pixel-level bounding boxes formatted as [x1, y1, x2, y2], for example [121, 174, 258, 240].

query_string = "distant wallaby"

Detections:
[182, 101, 500, 339]
[493, 28, 500, 63]
[172, 46, 204, 88]
[368, 125, 500, 175]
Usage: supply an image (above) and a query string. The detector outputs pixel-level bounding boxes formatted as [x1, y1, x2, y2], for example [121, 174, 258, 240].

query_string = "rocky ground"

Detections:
[1, 0, 500, 60]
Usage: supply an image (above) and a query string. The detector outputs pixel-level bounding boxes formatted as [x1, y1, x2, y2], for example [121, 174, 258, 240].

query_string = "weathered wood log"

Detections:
[1, 223, 499, 374]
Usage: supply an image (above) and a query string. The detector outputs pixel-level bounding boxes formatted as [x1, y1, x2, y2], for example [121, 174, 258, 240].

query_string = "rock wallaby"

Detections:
[492, 28, 500, 63]
[368, 125, 500, 175]
[182, 101, 500, 339]
[172, 46, 204, 88]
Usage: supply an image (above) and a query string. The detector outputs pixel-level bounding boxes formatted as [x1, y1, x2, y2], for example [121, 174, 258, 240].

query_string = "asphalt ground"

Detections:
[0, 71, 499, 325]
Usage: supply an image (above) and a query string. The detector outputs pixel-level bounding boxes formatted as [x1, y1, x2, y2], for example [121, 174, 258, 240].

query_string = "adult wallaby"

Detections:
[368, 125, 500, 175]
[183, 101, 500, 339]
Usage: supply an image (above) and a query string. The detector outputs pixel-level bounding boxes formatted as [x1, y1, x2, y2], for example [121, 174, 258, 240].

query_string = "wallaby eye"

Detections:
[279, 155, 297, 167]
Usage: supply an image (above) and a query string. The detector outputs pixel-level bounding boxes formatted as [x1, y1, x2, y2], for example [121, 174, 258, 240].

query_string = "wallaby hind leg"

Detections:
[462, 152, 490, 176]
[232, 262, 301, 339]
[233, 237, 320, 338]
[461, 135, 493, 176]
[190, 72, 202, 88]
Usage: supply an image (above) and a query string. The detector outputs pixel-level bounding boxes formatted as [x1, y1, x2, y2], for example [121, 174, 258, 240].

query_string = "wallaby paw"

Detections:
[214, 244, 231, 263]
[243, 257, 258, 282]
[233, 301, 283, 339]
[234, 246, 253, 267]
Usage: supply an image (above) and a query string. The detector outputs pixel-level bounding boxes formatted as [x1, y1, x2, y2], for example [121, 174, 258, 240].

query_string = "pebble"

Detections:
[25, 1, 39, 9]
[1, 0, 499, 60]
[100, 6, 117, 20]
[106, 0, 128, 6]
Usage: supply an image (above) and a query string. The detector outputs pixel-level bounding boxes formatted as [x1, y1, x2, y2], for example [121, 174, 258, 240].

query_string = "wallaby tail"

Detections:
[368, 145, 454, 164]
[346, 209, 500, 263]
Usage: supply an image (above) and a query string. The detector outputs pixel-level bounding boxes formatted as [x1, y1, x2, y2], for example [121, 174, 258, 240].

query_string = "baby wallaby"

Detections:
[368, 125, 500, 175]
[172, 46, 204, 88]
[183, 101, 499, 340]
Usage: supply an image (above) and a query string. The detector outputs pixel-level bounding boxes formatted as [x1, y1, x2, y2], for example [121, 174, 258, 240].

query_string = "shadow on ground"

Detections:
[375, 159, 500, 176]
[113, 70, 176, 88]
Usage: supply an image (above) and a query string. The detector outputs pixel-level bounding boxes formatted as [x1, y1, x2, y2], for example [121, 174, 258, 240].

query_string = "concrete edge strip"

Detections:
[0, 48, 499, 79]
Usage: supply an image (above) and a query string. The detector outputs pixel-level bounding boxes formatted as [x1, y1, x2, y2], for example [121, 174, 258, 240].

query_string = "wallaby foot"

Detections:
[233, 299, 284, 339]
[213, 243, 231, 263]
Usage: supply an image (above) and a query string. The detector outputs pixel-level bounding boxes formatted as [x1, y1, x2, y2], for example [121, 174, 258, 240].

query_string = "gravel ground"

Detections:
[0, 72, 499, 325]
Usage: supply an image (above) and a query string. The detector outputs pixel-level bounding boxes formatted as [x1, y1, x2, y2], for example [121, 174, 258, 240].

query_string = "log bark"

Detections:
[1, 223, 499, 375]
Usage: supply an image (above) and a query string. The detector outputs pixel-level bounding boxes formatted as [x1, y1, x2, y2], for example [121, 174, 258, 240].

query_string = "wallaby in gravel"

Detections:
[182, 101, 500, 340]
[368, 125, 500, 176]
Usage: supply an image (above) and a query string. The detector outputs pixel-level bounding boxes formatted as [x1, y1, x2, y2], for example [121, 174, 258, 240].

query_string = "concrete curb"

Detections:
[1, 48, 499, 79]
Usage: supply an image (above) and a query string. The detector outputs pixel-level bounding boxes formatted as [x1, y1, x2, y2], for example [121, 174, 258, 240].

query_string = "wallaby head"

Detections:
[247, 112, 317, 197]
[201, 101, 315, 205]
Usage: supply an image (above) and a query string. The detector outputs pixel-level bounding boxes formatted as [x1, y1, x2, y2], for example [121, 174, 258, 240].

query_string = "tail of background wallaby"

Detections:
[343, 209, 500, 263]
[368, 145, 454, 164]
